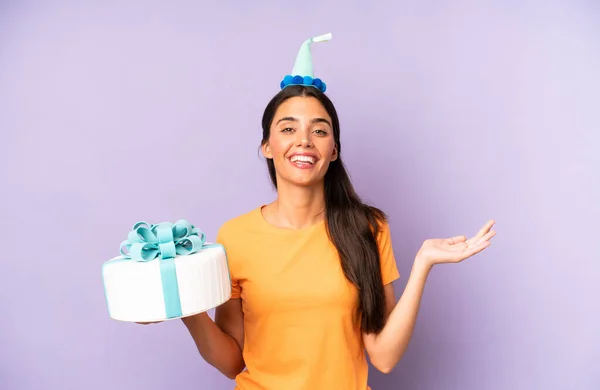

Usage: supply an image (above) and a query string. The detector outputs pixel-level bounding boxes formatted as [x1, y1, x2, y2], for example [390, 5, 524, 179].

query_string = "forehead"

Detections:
[274, 96, 331, 120]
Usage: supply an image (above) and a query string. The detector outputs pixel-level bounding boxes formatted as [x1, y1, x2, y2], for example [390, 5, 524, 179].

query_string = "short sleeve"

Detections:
[216, 225, 241, 299]
[377, 221, 400, 285]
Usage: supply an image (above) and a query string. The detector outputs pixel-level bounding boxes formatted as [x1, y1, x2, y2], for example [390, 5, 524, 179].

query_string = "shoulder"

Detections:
[216, 206, 262, 243]
[215, 206, 264, 273]
[365, 205, 389, 235]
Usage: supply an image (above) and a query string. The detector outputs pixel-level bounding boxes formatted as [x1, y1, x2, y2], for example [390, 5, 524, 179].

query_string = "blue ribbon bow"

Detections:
[120, 219, 206, 261]
[119, 219, 206, 319]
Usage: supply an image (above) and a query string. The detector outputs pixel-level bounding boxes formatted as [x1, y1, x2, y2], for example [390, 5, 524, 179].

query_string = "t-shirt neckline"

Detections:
[255, 205, 325, 234]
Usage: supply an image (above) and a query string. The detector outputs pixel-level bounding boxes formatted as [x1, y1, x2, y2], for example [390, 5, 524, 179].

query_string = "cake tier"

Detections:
[102, 243, 231, 322]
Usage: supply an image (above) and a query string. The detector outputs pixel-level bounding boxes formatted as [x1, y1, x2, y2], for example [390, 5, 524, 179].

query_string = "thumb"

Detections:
[446, 235, 467, 245]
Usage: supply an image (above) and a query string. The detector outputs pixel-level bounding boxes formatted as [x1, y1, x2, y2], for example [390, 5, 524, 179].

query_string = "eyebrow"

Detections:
[275, 116, 332, 127]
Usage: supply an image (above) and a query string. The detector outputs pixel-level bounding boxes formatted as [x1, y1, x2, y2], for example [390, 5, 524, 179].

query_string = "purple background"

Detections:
[1, 1, 598, 389]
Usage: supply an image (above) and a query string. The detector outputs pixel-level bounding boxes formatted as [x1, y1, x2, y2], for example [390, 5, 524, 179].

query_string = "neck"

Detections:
[266, 180, 326, 230]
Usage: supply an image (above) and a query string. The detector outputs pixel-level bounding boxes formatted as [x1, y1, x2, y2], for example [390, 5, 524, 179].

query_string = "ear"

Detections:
[330, 145, 338, 162]
[262, 142, 273, 159]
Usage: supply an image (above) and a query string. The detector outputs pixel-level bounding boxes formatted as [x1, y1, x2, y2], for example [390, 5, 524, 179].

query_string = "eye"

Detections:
[281, 127, 294, 133]
[314, 129, 328, 135]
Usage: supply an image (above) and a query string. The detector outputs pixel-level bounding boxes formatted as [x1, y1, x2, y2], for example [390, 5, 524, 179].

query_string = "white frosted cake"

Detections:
[102, 220, 231, 323]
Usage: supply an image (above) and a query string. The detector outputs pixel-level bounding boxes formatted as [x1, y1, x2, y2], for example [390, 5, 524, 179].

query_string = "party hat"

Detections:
[280, 33, 332, 93]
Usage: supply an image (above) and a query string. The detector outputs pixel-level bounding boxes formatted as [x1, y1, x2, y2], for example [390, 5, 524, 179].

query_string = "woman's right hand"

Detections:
[183, 300, 246, 379]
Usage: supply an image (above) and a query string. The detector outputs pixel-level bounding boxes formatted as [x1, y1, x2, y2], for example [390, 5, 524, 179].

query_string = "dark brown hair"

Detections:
[260, 84, 388, 334]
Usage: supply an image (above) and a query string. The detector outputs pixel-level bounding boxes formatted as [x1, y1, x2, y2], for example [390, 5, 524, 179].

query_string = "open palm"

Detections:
[416, 220, 496, 267]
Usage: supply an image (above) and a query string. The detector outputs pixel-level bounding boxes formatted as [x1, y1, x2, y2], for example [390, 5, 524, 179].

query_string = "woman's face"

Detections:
[262, 95, 338, 188]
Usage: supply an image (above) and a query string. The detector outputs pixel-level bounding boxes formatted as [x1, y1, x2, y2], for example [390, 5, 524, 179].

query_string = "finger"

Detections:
[482, 230, 497, 242]
[474, 220, 496, 239]
[468, 229, 496, 247]
[446, 235, 467, 245]
[466, 240, 491, 256]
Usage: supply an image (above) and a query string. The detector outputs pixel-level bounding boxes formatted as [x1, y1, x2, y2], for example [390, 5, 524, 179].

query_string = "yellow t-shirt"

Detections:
[216, 206, 400, 390]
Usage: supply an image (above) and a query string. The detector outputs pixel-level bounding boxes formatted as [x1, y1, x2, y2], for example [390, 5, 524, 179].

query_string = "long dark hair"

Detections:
[261, 85, 388, 334]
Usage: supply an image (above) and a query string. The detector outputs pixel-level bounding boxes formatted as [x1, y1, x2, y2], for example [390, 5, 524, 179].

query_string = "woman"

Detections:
[144, 34, 495, 389]
[178, 82, 495, 390]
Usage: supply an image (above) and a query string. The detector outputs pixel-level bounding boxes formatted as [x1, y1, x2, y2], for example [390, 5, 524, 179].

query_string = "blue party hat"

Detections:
[280, 33, 332, 93]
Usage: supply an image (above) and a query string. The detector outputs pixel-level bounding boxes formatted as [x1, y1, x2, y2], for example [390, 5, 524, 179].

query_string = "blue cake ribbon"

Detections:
[119, 219, 206, 319]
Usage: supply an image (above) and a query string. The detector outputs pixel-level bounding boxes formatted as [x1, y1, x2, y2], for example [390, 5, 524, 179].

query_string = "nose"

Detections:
[295, 133, 313, 148]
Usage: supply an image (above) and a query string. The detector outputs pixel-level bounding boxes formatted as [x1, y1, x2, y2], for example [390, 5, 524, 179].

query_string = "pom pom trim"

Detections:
[280, 74, 327, 93]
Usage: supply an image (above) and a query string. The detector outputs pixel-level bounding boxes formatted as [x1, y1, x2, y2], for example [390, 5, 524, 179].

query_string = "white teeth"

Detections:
[290, 155, 315, 164]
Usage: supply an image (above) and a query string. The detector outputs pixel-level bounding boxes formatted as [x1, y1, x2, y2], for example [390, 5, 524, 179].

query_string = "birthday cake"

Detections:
[102, 219, 231, 323]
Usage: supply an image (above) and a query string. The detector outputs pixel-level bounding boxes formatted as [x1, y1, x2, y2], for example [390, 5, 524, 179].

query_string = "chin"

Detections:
[282, 174, 325, 188]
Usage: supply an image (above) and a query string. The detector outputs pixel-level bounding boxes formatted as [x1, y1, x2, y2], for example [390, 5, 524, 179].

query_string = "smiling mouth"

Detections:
[290, 155, 316, 164]
[288, 154, 318, 169]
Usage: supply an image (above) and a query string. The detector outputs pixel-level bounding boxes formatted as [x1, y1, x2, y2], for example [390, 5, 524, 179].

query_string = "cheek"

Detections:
[319, 142, 337, 160]
[267, 137, 291, 159]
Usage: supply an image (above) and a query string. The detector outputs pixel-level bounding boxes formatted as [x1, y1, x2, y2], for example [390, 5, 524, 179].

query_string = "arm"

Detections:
[182, 298, 246, 379]
[363, 260, 432, 374]
[364, 220, 496, 373]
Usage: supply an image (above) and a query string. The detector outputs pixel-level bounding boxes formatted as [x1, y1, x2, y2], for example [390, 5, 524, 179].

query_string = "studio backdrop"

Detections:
[0, 1, 598, 389]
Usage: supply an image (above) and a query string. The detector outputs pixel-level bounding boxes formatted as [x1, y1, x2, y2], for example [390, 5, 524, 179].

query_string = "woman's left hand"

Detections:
[416, 220, 496, 269]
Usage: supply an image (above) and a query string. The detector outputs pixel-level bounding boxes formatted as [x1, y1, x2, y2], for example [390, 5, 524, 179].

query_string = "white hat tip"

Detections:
[312, 33, 332, 43]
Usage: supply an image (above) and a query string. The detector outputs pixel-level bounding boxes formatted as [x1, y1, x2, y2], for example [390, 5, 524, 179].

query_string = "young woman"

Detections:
[175, 83, 496, 389]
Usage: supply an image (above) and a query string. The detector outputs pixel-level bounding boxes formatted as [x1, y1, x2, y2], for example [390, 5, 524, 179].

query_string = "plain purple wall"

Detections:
[1, 1, 598, 389]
